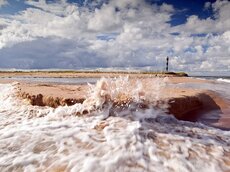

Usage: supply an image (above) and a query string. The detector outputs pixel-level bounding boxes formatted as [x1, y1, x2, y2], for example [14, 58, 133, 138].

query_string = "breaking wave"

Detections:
[0, 77, 229, 172]
[217, 78, 230, 83]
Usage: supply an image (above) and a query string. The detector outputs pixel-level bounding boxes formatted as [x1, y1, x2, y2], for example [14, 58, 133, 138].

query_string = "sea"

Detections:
[0, 75, 230, 172]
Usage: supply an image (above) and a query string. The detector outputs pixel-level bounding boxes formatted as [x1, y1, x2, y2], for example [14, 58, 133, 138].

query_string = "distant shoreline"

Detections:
[0, 70, 188, 78]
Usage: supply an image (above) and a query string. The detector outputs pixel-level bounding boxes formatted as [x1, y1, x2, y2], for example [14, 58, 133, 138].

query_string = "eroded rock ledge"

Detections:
[6, 77, 229, 130]
[19, 92, 85, 107]
[16, 82, 210, 121]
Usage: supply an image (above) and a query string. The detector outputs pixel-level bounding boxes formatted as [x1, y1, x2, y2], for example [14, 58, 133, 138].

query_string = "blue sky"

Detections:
[0, 0, 216, 24]
[0, 0, 230, 75]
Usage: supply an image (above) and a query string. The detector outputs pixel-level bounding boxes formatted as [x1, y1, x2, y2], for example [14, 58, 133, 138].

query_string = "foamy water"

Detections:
[217, 78, 230, 83]
[0, 78, 230, 172]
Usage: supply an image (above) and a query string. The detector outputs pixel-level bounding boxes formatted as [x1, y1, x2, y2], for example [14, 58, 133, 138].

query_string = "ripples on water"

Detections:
[0, 77, 230, 172]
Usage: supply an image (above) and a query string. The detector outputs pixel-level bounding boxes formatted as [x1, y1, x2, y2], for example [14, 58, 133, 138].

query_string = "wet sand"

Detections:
[0, 72, 229, 130]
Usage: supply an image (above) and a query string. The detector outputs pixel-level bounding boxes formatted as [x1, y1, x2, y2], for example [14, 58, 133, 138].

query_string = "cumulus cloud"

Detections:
[0, 0, 230, 75]
[174, 0, 230, 34]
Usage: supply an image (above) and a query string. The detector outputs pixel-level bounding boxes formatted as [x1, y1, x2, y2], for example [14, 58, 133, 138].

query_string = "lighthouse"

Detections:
[166, 56, 169, 72]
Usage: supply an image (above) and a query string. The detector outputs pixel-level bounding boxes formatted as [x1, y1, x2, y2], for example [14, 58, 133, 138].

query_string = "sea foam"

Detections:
[0, 77, 229, 172]
[217, 78, 230, 83]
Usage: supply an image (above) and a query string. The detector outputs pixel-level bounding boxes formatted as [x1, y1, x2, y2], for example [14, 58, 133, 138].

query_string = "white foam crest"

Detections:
[0, 79, 230, 172]
[84, 76, 144, 108]
[217, 78, 230, 83]
[0, 82, 23, 112]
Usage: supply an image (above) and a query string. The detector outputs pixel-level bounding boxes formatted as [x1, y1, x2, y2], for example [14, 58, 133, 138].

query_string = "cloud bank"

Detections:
[0, 0, 230, 75]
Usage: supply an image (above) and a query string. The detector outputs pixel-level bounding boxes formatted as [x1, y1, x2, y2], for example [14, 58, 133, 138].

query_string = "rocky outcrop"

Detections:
[18, 90, 214, 122]
[19, 92, 85, 108]
[168, 95, 203, 120]
[13, 76, 228, 130]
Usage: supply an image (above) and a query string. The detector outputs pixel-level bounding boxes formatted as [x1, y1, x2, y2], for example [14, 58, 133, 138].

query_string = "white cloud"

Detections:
[0, 0, 173, 48]
[0, 0, 230, 75]
[87, 4, 121, 31]
[174, 0, 230, 34]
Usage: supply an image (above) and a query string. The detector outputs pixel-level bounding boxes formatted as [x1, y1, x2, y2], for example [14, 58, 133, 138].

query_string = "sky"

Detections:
[0, 0, 230, 75]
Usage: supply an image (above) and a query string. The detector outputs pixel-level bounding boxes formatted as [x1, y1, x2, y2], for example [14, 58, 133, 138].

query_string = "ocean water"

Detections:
[0, 76, 98, 85]
[0, 77, 230, 172]
[187, 77, 230, 100]
[195, 76, 230, 83]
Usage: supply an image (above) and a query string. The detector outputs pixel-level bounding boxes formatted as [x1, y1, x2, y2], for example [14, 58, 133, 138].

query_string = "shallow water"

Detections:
[0, 77, 229, 172]
[171, 78, 230, 100]
[0, 76, 99, 85]
[168, 78, 230, 129]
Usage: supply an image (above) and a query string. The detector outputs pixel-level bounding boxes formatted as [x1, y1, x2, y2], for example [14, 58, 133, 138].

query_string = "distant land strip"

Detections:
[0, 70, 188, 77]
